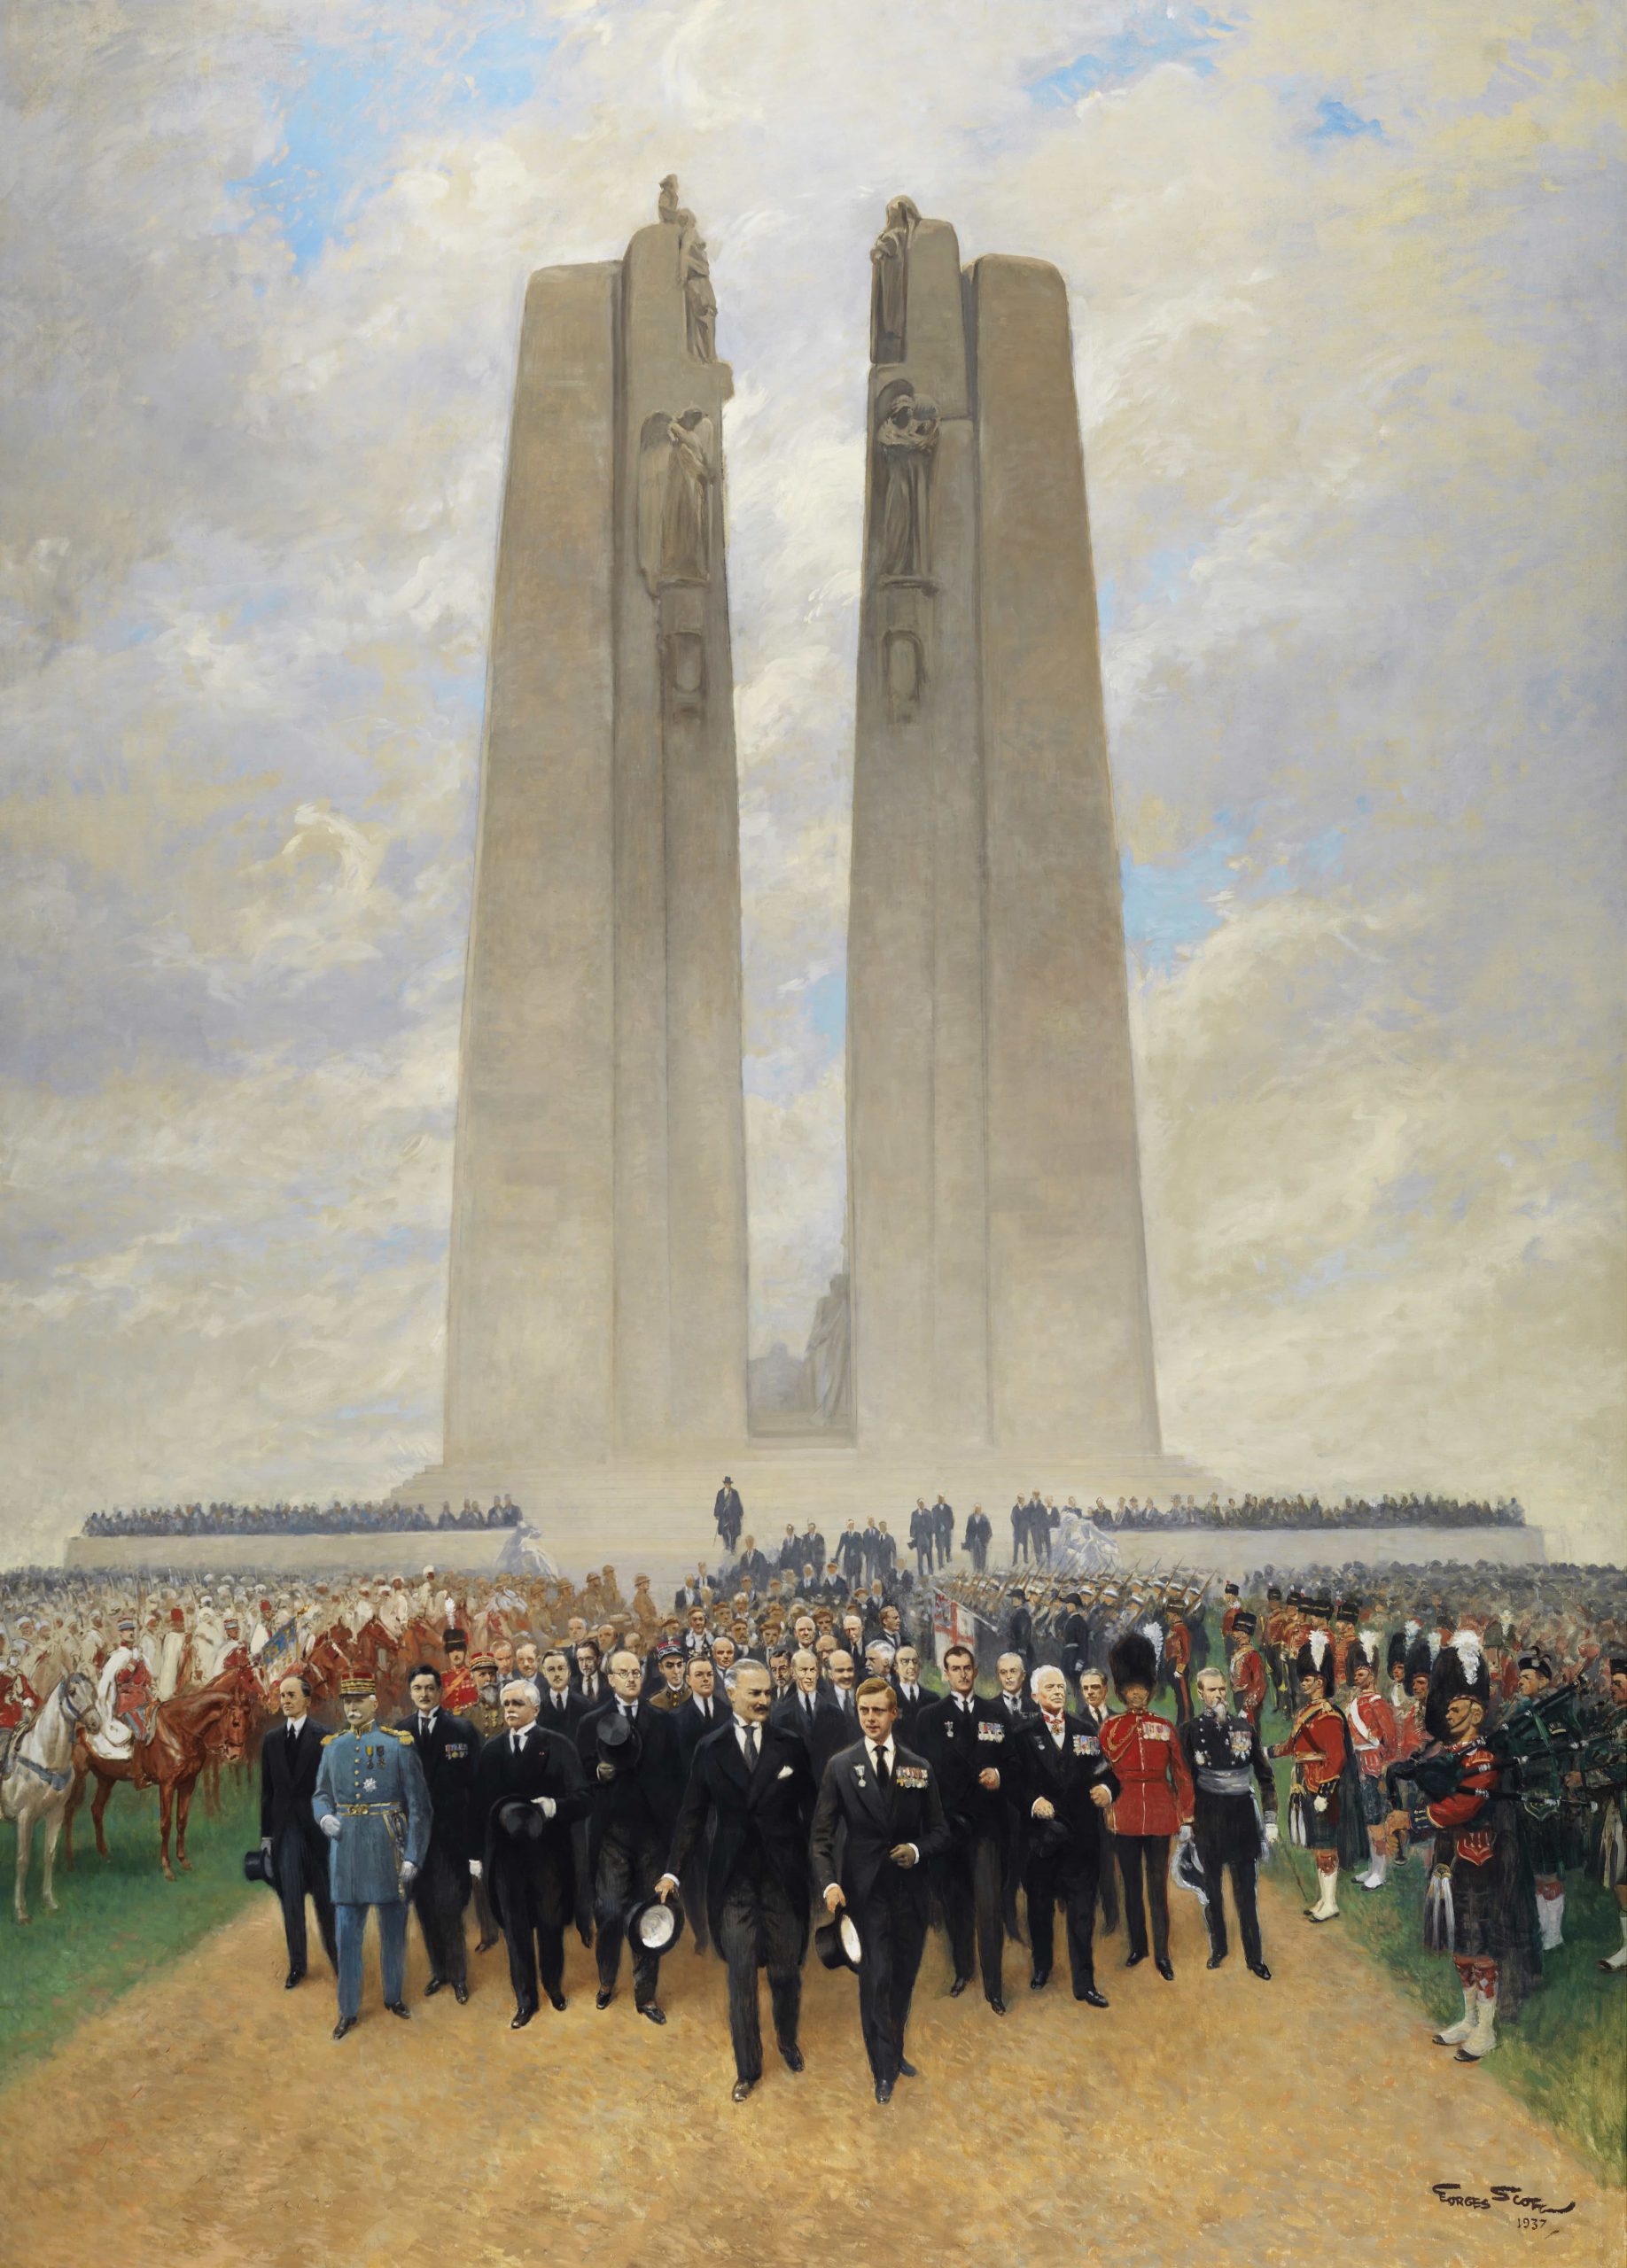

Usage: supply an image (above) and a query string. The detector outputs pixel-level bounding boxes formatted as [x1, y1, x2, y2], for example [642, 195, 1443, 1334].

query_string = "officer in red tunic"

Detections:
[1099, 1631, 1194, 1978]
[1228, 1612, 1267, 1728]
[1269, 1632, 1358, 1922]
[1346, 1645, 1400, 1889]
[439, 1628, 479, 1714]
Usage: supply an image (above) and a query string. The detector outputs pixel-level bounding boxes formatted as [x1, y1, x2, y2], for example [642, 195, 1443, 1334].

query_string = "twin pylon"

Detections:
[442, 186, 1159, 1471]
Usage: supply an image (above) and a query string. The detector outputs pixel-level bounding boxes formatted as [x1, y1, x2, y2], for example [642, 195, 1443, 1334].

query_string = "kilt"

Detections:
[1289, 1786, 1341, 1853]
[1356, 1771, 1386, 1828]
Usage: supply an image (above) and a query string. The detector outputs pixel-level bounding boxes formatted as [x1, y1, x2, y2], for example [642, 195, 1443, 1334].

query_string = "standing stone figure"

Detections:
[869, 195, 921, 364]
[638, 408, 715, 592]
[805, 1271, 852, 1430]
[677, 209, 718, 361]
[876, 391, 938, 582]
[658, 173, 681, 225]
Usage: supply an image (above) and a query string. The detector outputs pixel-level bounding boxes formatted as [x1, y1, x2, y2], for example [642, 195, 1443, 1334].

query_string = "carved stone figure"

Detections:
[676, 209, 718, 361]
[805, 1271, 852, 1429]
[876, 390, 938, 582]
[638, 408, 714, 592]
[658, 174, 681, 224]
[869, 195, 920, 364]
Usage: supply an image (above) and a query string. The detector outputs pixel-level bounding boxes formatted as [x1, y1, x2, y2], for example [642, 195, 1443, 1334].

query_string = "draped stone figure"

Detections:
[876, 390, 938, 582]
[804, 1272, 852, 1430]
[869, 196, 920, 364]
[638, 408, 714, 593]
[677, 210, 718, 361]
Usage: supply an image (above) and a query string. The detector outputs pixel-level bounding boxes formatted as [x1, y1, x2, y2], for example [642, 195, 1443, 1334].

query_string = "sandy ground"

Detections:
[6, 1874, 1618, 2268]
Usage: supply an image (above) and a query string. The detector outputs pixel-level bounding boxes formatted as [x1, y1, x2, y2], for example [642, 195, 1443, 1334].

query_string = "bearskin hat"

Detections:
[1294, 1628, 1334, 1689]
[1386, 1631, 1410, 1675]
[1427, 1630, 1491, 1739]
[1346, 1641, 1375, 1681]
[1109, 1630, 1159, 1696]
[1232, 1609, 1257, 1637]
[1403, 1635, 1435, 1689]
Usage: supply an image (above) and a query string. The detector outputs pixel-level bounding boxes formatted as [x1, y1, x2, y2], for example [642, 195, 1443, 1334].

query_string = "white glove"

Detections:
[532, 1795, 557, 1820]
[469, 1860, 483, 1881]
[400, 1862, 418, 1887]
[259, 1836, 272, 1855]
[1177, 1821, 1193, 1844]
[1265, 1818, 1280, 1844]
[319, 1814, 341, 1839]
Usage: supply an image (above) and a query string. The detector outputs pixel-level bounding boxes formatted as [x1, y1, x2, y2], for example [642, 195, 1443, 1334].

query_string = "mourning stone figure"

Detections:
[639, 408, 714, 592]
[658, 174, 681, 225]
[805, 1272, 852, 1430]
[869, 195, 920, 364]
[876, 391, 938, 583]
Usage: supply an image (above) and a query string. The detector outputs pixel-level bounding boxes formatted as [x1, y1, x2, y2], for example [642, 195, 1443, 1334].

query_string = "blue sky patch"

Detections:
[1028, 8, 1225, 105]
[1312, 95, 1384, 142]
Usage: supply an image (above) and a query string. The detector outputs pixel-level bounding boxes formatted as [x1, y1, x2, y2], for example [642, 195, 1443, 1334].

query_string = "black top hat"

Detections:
[814, 1909, 864, 1972]
[596, 1711, 642, 1770]
[242, 1846, 277, 1888]
[625, 1891, 685, 1955]
[494, 1798, 546, 1844]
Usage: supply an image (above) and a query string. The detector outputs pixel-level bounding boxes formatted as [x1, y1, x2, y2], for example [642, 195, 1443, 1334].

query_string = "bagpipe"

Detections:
[1385, 1688, 1626, 1826]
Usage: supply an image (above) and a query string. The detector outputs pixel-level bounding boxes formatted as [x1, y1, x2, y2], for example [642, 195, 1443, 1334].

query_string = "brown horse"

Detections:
[64, 1669, 257, 1880]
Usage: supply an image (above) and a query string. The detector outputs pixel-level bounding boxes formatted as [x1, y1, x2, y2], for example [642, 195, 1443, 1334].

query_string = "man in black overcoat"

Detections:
[1008, 1665, 1119, 2003]
[258, 1670, 336, 1988]
[578, 1650, 682, 2021]
[469, 1681, 591, 2026]
[398, 1663, 479, 2002]
[656, 1661, 815, 2101]
[811, 1677, 949, 2102]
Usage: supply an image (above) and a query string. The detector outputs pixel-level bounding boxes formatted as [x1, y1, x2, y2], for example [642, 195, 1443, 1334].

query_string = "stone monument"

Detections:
[845, 205, 1162, 1456]
[440, 185, 749, 1466]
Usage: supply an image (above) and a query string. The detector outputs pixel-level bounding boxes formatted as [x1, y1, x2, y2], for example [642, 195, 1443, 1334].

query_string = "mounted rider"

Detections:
[90, 1624, 158, 1771]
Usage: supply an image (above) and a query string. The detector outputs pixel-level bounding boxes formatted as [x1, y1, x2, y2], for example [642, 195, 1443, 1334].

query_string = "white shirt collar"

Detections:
[868, 1734, 896, 1766]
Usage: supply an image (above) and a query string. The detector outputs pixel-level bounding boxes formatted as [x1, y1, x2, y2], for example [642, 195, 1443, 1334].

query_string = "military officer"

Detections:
[439, 1629, 479, 1714]
[1179, 1665, 1276, 1979]
[915, 1643, 1011, 2012]
[1099, 1632, 1194, 1977]
[312, 1674, 432, 2039]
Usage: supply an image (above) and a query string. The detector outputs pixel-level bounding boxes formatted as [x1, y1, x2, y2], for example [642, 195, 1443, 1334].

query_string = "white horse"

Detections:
[3, 1670, 101, 1922]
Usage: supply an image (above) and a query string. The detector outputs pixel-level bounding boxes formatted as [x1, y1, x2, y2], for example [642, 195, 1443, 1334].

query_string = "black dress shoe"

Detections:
[779, 2041, 805, 2072]
[1076, 1986, 1109, 2008]
[948, 1974, 969, 1998]
[1154, 1957, 1174, 1982]
[596, 1988, 614, 2009]
[1205, 1952, 1226, 1970]
[510, 2008, 533, 2030]
[1029, 1970, 1050, 1992]
[875, 2078, 893, 2103]
[549, 1993, 566, 2012]
[454, 1983, 469, 2005]
[331, 2017, 355, 2040]
[385, 2000, 411, 2019]
[423, 1975, 444, 1997]
[639, 2002, 666, 2025]
[476, 1937, 500, 1954]
[897, 2058, 917, 2078]
[1249, 1961, 1273, 1980]
[284, 1970, 303, 1991]
[987, 1995, 1007, 2016]
[732, 2078, 755, 2102]
[1125, 1950, 1148, 1969]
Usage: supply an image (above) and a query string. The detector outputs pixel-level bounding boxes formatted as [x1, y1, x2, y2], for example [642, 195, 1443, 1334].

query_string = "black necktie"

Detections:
[288, 1724, 298, 1750]
[420, 1717, 432, 1737]
[872, 1744, 890, 1788]
[743, 1727, 759, 1769]
[511, 1732, 523, 1755]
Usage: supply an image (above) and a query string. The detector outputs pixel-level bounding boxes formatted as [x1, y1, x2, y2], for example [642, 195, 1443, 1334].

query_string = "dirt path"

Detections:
[7, 1877, 1616, 2268]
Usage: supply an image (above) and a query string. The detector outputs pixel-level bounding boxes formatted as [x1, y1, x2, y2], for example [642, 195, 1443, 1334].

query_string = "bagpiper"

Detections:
[1269, 1629, 1362, 1922]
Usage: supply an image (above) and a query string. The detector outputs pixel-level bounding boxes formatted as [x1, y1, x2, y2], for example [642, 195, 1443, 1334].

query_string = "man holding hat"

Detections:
[655, 1659, 816, 2101]
[259, 1670, 336, 1990]
[311, 1674, 432, 2040]
[1179, 1664, 1276, 1978]
[579, 1650, 681, 2022]
[470, 1679, 590, 2026]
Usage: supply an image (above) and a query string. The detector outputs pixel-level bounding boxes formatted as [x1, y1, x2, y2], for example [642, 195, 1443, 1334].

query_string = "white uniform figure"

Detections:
[139, 1616, 165, 1681]
[90, 1645, 144, 1762]
[158, 1613, 190, 1701]
[378, 1581, 410, 1643]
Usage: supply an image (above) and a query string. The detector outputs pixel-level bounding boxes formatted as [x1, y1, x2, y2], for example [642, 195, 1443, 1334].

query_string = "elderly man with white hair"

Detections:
[469, 1677, 591, 2028]
[1007, 1664, 1120, 2005]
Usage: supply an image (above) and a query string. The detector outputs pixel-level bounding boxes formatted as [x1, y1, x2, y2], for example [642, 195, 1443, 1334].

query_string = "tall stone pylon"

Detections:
[846, 204, 1161, 1454]
[442, 184, 748, 1466]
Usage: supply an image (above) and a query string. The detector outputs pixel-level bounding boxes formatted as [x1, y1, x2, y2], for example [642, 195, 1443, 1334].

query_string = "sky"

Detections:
[1, 0, 1623, 1561]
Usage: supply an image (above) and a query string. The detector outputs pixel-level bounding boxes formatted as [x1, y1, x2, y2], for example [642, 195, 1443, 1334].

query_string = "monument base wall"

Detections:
[64, 1531, 527, 1581]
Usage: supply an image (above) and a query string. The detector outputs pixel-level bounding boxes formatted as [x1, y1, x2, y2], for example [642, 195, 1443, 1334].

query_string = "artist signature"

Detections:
[1432, 2182, 1576, 2222]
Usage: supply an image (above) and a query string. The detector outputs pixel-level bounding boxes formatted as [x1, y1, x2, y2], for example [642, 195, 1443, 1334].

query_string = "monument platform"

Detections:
[389, 1445, 1550, 1596]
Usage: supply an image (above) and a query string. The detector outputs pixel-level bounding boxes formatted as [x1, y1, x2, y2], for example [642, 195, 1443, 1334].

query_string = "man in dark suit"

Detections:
[908, 1501, 934, 1582]
[470, 1681, 591, 2027]
[811, 1676, 949, 2102]
[774, 1648, 845, 1774]
[673, 1656, 729, 1953]
[1077, 1666, 1121, 1931]
[890, 1645, 930, 1743]
[656, 1661, 815, 2101]
[1008, 1665, 1119, 2004]
[713, 1477, 743, 1555]
[915, 1642, 1012, 2012]
[578, 1651, 681, 2021]
[931, 1495, 954, 1567]
[398, 1664, 479, 2003]
[962, 1503, 992, 1573]
[572, 1640, 605, 1711]
[800, 1521, 827, 1574]
[837, 1521, 865, 1590]
[534, 1648, 584, 1736]
[258, 1671, 336, 1988]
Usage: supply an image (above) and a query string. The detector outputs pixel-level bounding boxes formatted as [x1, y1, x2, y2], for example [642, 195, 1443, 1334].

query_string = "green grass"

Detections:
[0, 1771, 261, 2085]
[1257, 1664, 1627, 2186]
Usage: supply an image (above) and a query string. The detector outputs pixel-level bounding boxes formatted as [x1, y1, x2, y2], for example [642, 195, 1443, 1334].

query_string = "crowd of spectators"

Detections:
[1087, 1491, 1526, 1530]
[81, 1495, 523, 1539]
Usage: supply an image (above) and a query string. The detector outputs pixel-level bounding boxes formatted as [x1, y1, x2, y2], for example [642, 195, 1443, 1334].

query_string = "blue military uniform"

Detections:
[313, 1689, 432, 2032]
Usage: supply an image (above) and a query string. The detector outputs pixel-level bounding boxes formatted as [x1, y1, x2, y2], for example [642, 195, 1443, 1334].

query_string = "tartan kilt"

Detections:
[1289, 1786, 1341, 1853]
[1356, 1771, 1387, 1827]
